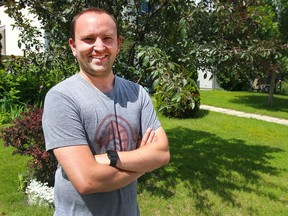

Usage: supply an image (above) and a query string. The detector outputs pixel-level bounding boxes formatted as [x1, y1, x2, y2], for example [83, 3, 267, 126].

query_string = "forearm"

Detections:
[81, 165, 144, 194]
[95, 127, 170, 173]
[53, 146, 144, 195]
[117, 142, 169, 172]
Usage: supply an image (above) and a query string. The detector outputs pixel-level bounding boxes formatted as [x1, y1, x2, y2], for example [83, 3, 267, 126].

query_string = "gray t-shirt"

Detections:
[42, 74, 161, 216]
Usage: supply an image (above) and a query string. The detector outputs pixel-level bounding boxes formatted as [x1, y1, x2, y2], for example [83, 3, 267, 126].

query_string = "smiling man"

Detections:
[42, 7, 170, 216]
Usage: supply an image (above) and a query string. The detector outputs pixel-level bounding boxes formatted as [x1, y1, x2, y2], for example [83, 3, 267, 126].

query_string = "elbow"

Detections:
[73, 177, 102, 195]
[75, 181, 95, 195]
[162, 150, 170, 166]
[77, 185, 92, 195]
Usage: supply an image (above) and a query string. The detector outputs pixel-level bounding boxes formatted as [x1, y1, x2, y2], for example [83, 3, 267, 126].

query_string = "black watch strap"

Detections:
[107, 150, 118, 167]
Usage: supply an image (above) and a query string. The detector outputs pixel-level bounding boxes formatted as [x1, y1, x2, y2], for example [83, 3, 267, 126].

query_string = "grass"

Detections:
[0, 124, 53, 215]
[0, 135, 54, 215]
[138, 111, 288, 215]
[0, 90, 288, 215]
[200, 90, 288, 120]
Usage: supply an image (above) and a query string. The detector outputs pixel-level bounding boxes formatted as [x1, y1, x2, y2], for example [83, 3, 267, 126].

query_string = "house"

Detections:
[0, 4, 44, 56]
[197, 68, 220, 90]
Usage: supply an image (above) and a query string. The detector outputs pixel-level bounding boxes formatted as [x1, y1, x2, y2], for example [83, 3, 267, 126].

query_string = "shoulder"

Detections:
[44, 74, 85, 107]
[115, 76, 147, 94]
[49, 74, 81, 93]
[46, 74, 89, 99]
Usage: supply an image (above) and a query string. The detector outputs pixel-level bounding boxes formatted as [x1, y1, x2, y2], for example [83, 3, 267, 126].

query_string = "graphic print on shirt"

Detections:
[95, 114, 138, 152]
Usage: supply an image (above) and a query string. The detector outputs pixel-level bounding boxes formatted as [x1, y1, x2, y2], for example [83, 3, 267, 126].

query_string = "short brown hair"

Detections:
[70, 7, 120, 40]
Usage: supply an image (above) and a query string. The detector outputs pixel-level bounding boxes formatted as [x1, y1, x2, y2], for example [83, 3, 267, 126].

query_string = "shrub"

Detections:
[1, 107, 57, 186]
[155, 64, 200, 118]
[2, 54, 77, 107]
[276, 80, 288, 95]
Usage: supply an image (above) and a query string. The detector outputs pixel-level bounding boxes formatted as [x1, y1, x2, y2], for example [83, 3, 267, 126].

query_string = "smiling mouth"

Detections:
[90, 55, 107, 63]
[91, 55, 106, 59]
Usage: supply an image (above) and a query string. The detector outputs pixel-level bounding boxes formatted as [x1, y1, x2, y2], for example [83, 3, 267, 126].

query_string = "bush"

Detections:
[276, 80, 288, 95]
[1, 107, 57, 186]
[2, 54, 77, 107]
[155, 64, 200, 118]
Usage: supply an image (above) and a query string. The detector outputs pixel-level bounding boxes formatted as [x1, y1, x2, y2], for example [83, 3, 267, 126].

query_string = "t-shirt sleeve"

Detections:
[140, 87, 161, 136]
[42, 90, 88, 151]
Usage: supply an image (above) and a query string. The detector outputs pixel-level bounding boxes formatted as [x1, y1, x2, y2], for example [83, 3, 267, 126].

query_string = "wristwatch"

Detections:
[107, 150, 119, 167]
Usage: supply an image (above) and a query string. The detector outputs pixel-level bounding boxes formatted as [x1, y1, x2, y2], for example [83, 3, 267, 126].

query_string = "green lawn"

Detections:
[0, 138, 54, 215]
[200, 90, 288, 120]
[138, 111, 288, 215]
[1, 91, 288, 215]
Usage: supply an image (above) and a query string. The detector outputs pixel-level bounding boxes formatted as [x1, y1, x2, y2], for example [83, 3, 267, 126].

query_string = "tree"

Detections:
[177, 0, 288, 105]
[3, 0, 287, 108]
[3, 0, 202, 117]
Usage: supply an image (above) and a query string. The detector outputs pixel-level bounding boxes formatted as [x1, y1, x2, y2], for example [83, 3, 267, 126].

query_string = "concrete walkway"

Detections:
[201, 105, 288, 126]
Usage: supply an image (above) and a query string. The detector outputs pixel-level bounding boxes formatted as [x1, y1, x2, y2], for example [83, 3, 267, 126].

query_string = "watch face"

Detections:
[107, 150, 118, 167]
[108, 150, 118, 158]
[110, 151, 118, 157]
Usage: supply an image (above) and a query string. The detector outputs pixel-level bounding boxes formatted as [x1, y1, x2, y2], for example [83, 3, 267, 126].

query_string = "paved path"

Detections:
[201, 105, 288, 126]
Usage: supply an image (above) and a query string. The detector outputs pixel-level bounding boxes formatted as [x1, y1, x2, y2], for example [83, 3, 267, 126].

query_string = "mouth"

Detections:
[90, 55, 107, 62]
[90, 55, 106, 60]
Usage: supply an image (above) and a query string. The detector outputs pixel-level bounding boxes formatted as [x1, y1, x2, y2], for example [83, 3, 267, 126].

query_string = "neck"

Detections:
[79, 71, 115, 93]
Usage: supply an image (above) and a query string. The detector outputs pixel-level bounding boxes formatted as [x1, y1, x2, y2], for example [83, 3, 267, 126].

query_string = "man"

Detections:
[42, 7, 170, 216]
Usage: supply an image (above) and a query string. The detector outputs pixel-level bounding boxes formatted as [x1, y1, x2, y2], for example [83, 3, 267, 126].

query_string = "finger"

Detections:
[140, 128, 152, 146]
[152, 135, 157, 142]
[147, 130, 155, 144]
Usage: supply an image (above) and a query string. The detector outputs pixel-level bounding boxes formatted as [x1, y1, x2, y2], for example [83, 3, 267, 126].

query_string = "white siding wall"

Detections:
[197, 68, 220, 89]
[0, 6, 44, 56]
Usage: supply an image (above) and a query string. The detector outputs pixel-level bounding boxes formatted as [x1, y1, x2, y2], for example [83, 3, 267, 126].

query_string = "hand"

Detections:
[95, 154, 110, 165]
[137, 127, 157, 148]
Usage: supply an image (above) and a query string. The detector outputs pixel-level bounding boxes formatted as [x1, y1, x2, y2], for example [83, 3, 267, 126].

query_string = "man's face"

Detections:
[69, 12, 122, 77]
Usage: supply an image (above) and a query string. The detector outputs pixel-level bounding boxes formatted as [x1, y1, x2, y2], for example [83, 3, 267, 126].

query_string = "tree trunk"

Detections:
[268, 70, 277, 106]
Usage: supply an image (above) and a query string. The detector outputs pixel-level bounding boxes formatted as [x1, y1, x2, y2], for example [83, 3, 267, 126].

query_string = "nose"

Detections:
[93, 38, 105, 51]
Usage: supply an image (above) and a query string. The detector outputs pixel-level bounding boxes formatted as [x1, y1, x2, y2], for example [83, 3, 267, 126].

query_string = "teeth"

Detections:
[92, 55, 105, 59]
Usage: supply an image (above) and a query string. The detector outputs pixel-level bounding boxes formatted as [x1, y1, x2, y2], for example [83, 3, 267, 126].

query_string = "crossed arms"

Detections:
[53, 127, 170, 195]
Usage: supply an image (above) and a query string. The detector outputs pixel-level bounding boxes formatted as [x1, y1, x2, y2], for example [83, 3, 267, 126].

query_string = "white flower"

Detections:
[25, 179, 54, 207]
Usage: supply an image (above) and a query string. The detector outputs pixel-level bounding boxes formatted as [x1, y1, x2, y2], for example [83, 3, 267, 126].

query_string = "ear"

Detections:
[69, 38, 77, 57]
[117, 36, 122, 54]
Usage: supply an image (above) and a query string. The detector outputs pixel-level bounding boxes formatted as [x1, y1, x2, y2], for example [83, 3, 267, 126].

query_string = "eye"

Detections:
[83, 37, 94, 43]
[103, 37, 113, 41]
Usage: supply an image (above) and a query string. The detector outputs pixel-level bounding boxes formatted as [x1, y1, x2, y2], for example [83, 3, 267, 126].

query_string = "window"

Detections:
[0, 25, 6, 55]
[141, 0, 149, 13]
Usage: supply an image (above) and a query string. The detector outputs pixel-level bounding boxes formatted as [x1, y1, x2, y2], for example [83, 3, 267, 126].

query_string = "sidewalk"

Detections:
[201, 105, 288, 126]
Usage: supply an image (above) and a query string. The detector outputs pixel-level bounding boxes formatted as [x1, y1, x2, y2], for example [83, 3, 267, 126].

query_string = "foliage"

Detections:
[2, 53, 77, 106]
[0, 107, 57, 186]
[0, 52, 78, 124]
[276, 80, 288, 95]
[2, 0, 288, 109]
[276, 0, 288, 41]
[156, 68, 200, 118]
[3, 1, 201, 116]
[172, 0, 288, 106]
[0, 101, 27, 124]
[137, 46, 200, 118]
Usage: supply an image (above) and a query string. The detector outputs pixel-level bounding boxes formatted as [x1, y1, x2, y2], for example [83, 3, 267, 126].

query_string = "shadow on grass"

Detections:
[229, 94, 288, 113]
[138, 127, 285, 213]
[194, 109, 210, 119]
